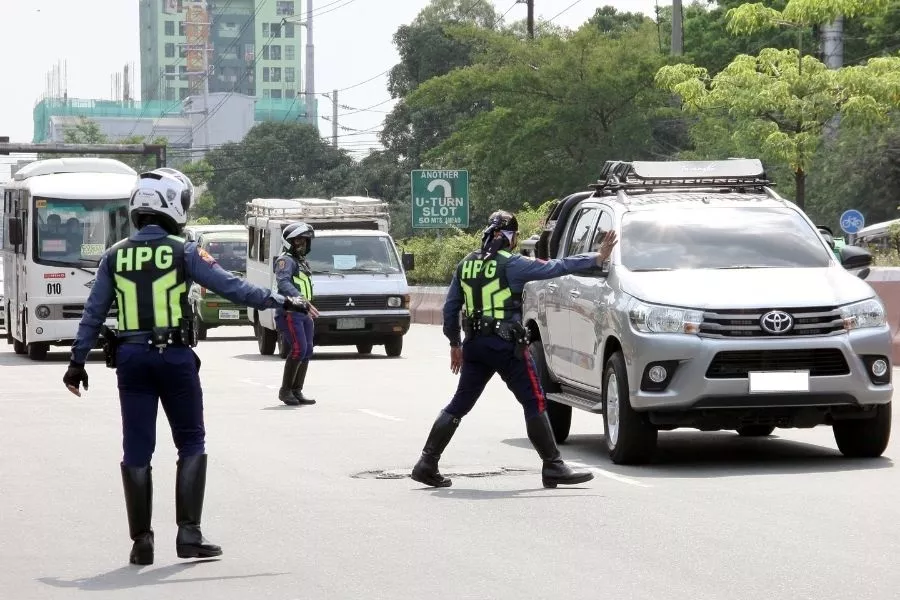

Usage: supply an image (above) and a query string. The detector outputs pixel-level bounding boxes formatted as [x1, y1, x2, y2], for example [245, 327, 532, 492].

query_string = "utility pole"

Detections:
[332, 88, 338, 147]
[671, 0, 684, 56]
[526, 0, 534, 39]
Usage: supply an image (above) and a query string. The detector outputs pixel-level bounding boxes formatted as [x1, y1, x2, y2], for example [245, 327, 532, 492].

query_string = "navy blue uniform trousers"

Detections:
[445, 335, 546, 419]
[116, 343, 205, 467]
[276, 311, 314, 362]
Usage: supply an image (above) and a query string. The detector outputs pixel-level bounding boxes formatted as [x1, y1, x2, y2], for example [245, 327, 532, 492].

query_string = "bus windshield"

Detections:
[34, 197, 131, 268]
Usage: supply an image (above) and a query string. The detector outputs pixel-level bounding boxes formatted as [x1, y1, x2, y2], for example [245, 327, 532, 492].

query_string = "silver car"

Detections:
[522, 159, 892, 465]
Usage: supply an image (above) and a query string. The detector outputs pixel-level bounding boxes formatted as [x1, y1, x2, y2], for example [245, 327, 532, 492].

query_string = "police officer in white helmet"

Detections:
[63, 168, 310, 566]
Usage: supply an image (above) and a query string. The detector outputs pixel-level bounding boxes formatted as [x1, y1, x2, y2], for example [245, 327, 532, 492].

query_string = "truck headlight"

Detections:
[840, 298, 885, 330]
[387, 296, 402, 308]
[628, 298, 703, 334]
[35, 305, 51, 320]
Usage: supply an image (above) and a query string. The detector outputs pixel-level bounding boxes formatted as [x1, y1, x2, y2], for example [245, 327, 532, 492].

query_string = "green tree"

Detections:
[203, 122, 354, 222]
[406, 22, 669, 223]
[655, 0, 898, 208]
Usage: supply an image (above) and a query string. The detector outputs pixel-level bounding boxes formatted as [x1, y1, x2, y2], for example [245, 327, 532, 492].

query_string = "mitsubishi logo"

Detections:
[346, 297, 355, 307]
[760, 310, 794, 335]
[84, 279, 95, 289]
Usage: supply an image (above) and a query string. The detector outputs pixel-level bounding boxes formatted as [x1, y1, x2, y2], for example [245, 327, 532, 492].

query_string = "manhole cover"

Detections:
[351, 466, 533, 480]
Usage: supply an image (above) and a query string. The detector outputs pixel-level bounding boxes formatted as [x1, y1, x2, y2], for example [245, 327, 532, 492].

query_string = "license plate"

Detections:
[337, 317, 365, 330]
[218, 309, 240, 320]
[748, 371, 810, 393]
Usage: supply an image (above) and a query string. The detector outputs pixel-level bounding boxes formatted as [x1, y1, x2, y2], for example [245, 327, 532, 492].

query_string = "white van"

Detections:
[245, 197, 415, 358]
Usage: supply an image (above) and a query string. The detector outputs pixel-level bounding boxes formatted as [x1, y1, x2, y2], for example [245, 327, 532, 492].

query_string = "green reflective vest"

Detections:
[457, 250, 521, 320]
[110, 235, 191, 332]
[278, 253, 313, 300]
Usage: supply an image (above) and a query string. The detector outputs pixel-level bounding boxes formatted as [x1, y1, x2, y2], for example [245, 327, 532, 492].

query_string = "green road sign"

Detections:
[411, 169, 469, 229]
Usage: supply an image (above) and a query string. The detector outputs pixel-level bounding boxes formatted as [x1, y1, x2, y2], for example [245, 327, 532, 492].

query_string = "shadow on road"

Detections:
[199, 335, 255, 342]
[37, 561, 288, 591]
[232, 352, 393, 362]
[501, 430, 894, 479]
[424, 487, 603, 500]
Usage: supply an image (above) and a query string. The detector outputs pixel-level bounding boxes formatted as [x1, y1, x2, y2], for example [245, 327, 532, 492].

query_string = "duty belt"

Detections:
[462, 315, 527, 344]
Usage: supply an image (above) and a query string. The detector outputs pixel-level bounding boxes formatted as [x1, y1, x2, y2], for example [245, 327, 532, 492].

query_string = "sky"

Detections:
[0, 0, 663, 178]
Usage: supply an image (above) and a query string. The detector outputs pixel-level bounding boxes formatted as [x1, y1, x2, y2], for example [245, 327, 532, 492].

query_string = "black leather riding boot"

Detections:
[526, 411, 594, 488]
[279, 358, 301, 405]
[411, 411, 461, 488]
[175, 454, 223, 559]
[291, 361, 316, 405]
[120, 463, 154, 565]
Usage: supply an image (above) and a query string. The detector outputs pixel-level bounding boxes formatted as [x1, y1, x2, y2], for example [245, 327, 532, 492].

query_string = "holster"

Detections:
[100, 325, 120, 369]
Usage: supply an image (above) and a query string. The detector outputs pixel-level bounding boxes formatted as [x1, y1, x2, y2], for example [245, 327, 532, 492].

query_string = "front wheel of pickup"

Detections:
[833, 403, 892, 458]
[602, 351, 657, 465]
[528, 341, 570, 444]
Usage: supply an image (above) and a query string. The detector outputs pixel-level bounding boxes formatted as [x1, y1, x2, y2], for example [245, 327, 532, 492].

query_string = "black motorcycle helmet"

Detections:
[481, 210, 519, 258]
[282, 221, 315, 257]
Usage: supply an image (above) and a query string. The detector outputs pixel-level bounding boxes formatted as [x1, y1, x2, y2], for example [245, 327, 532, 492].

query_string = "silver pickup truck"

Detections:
[521, 159, 892, 465]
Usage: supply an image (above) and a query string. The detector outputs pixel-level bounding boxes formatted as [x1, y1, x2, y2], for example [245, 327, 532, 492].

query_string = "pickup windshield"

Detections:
[620, 207, 832, 271]
[34, 197, 131, 268]
[307, 236, 401, 274]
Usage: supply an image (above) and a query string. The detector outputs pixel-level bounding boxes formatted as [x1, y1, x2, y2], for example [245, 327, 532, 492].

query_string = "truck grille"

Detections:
[312, 295, 391, 312]
[706, 349, 850, 379]
[700, 306, 844, 338]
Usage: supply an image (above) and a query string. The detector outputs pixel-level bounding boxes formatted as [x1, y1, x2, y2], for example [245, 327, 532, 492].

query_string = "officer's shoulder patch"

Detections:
[197, 247, 217, 265]
[276, 258, 287, 270]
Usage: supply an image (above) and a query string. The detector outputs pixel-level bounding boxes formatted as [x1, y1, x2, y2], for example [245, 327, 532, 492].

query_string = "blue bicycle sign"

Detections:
[839, 209, 865, 235]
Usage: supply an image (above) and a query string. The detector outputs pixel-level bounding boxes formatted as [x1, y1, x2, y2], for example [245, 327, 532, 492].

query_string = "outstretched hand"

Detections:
[595, 230, 619, 266]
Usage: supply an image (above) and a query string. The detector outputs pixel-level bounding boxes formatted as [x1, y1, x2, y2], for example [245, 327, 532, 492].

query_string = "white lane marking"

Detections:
[567, 461, 652, 488]
[357, 409, 403, 421]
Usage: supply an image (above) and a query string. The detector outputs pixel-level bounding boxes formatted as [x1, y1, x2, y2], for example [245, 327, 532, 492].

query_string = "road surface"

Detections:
[1, 324, 898, 600]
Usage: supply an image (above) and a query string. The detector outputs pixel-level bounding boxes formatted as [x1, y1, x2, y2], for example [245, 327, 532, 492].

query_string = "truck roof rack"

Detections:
[245, 196, 390, 221]
[588, 159, 772, 194]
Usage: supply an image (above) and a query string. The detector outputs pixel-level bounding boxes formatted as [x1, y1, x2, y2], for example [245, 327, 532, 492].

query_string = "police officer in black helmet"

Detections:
[410, 210, 618, 489]
[63, 169, 311, 565]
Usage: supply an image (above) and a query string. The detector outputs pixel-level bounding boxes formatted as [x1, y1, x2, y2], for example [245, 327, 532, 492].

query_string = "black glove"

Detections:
[283, 296, 309, 313]
[63, 362, 89, 396]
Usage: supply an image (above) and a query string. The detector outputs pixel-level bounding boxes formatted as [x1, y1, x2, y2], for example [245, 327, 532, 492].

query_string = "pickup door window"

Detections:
[547, 206, 600, 382]
[568, 209, 615, 388]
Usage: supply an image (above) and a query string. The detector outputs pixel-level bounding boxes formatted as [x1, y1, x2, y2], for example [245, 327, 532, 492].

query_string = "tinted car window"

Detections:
[620, 207, 832, 271]
[205, 240, 247, 272]
[566, 207, 599, 256]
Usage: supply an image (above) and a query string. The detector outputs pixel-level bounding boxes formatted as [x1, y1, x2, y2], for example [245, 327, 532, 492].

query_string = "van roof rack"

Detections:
[588, 158, 772, 194]
[245, 196, 390, 221]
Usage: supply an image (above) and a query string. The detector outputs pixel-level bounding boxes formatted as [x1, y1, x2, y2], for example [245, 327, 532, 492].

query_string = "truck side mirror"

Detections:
[7, 217, 22, 247]
[839, 244, 872, 270]
[402, 252, 415, 271]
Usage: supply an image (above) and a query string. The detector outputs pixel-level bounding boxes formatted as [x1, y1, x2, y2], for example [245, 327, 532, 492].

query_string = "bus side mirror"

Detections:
[7, 217, 22, 247]
[402, 252, 415, 271]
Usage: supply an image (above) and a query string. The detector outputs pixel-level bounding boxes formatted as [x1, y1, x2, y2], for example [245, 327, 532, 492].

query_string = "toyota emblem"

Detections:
[760, 310, 794, 334]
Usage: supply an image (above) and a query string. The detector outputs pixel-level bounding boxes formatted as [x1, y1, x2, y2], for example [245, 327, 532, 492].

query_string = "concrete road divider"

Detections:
[412, 267, 900, 362]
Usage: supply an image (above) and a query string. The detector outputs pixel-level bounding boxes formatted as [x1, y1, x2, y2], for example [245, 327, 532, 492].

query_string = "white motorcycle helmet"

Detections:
[129, 168, 195, 232]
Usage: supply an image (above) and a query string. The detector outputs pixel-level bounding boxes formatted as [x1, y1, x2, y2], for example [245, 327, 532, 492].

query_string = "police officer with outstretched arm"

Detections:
[274, 221, 319, 406]
[410, 210, 618, 489]
[62, 168, 311, 566]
